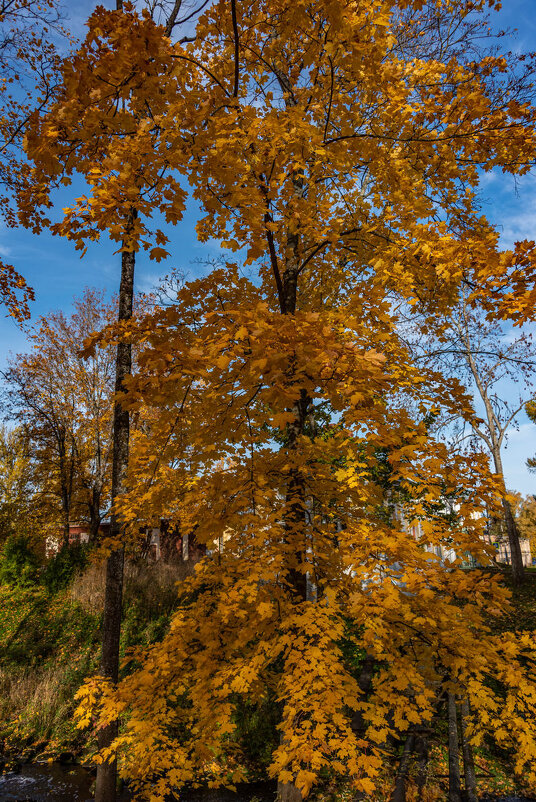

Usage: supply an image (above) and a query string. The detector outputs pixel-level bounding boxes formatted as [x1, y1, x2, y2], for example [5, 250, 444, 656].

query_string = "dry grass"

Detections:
[69, 561, 106, 613]
[0, 662, 84, 751]
[0, 558, 193, 756]
[70, 558, 193, 616]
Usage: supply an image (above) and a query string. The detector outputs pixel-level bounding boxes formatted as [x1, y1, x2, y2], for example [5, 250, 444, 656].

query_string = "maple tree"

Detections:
[18, 0, 536, 800]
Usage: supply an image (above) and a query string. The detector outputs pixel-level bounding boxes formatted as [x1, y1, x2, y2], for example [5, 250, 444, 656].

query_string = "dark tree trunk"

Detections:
[88, 486, 102, 542]
[447, 693, 462, 802]
[391, 733, 415, 802]
[159, 519, 182, 562]
[350, 655, 375, 736]
[61, 504, 70, 548]
[277, 236, 309, 802]
[58, 434, 71, 548]
[414, 735, 429, 800]
[460, 699, 478, 802]
[95, 241, 135, 802]
[501, 496, 525, 585]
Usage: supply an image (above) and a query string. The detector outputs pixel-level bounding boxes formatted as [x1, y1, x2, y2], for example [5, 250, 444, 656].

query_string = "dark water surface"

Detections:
[0, 763, 102, 801]
[0, 764, 276, 802]
[0, 765, 533, 802]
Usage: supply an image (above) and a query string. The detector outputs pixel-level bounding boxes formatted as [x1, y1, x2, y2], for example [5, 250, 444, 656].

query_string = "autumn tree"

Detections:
[20, 0, 536, 800]
[2, 289, 116, 545]
[0, 424, 34, 543]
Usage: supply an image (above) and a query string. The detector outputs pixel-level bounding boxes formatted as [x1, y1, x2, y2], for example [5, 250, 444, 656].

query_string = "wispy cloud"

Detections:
[478, 171, 536, 248]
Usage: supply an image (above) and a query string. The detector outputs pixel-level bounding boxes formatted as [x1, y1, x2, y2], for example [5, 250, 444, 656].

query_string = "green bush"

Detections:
[0, 534, 40, 586]
[233, 693, 280, 774]
[42, 542, 90, 593]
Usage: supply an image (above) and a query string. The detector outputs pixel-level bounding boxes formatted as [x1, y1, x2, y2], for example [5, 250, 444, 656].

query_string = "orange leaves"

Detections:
[83, 252, 536, 798]
[0, 260, 34, 322]
[148, 246, 169, 262]
[20, 3, 187, 252]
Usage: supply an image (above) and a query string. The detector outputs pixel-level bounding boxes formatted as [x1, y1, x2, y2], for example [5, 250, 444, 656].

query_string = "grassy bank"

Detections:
[0, 540, 187, 765]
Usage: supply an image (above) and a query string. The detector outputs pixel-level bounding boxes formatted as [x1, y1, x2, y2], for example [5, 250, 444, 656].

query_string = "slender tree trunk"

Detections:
[350, 655, 375, 736]
[488, 436, 524, 584]
[414, 734, 429, 801]
[95, 240, 135, 802]
[391, 733, 415, 802]
[460, 699, 478, 802]
[447, 693, 462, 802]
[276, 241, 309, 802]
[490, 441, 525, 584]
[61, 490, 70, 548]
[501, 495, 525, 585]
[58, 435, 71, 547]
[88, 486, 102, 542]
[278, 392, 309, 802]
[483, 410, 524, 583]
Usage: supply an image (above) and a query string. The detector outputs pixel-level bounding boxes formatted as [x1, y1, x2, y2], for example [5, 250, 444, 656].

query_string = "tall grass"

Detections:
[0, 557, 190, 759]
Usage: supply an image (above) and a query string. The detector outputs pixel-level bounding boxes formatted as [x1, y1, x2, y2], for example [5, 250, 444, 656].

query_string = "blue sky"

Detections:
[1, 0, 536, 494]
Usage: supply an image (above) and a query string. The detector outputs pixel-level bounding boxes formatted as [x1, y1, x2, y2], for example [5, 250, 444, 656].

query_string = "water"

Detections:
[0, 764, 275, 802]
[0, 765, 532, 802]
[0, 763, 103, 801]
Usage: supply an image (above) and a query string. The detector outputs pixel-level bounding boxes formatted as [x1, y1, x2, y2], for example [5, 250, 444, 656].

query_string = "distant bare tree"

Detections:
[406, 294, 536, 584]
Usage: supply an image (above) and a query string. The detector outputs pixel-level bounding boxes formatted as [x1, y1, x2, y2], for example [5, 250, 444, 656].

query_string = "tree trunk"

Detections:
[61, 502, 70, 548]
[487, 437, 524, 585]
[159, 519, 182, 562]
[460, 699, 478, 802]
[460, 306, 525, 585]
[501, 495, 525, 585]
[275, 221, 309, 802]
[58, 434, 71, 548]
[414, 735, 429, 801]
[350, 655, 375, 736]
[278, 781, 303, 802]
[88, 486, 102, 542]
[482, 400, 524, 584]
[391, 733, 415, 802]
[447, 693, 462, 802]
[95, 240, 135, 802]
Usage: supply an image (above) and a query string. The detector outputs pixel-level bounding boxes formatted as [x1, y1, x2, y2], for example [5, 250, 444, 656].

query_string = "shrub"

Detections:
[42, 542, 90, 593]
[0, 534, 40, 586]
